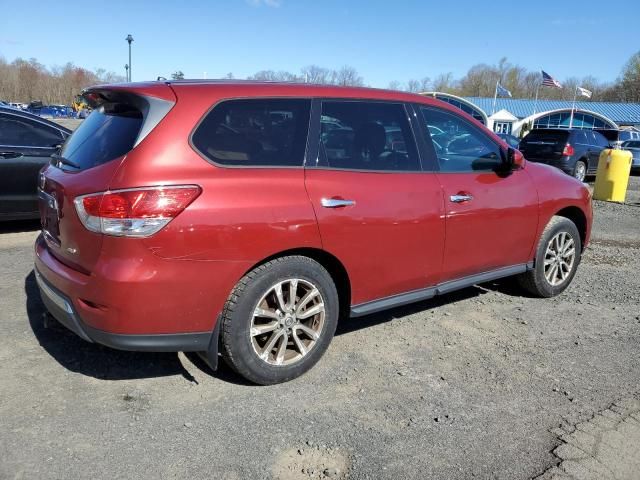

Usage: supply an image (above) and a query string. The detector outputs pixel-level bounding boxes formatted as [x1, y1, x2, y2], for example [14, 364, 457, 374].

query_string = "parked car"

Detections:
[26, 100, 44, 115]
[518, 128, 609, 182]
[0, 106, 71, 220]
[618, 130, 640, 144]
[621, 140, 640, 173]
[34, 82, 592, 385]
[496, 132, 520, 149]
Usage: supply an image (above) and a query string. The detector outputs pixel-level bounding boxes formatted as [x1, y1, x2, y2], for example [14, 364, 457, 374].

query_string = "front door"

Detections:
[417, 105, 539, 281]
[304, 100, 445, 306]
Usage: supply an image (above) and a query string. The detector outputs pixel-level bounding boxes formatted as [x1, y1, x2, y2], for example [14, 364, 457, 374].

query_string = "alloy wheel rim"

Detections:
[574, 163, 586, 181]
[250, 278, 325, 366]
[543, 231, 576, 286]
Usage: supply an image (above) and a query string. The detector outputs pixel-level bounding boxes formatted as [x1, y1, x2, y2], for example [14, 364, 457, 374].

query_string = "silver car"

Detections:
[621, 140, 640, 172]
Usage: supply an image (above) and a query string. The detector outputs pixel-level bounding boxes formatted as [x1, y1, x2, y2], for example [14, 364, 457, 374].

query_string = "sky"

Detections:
[0, 0, 638, 87]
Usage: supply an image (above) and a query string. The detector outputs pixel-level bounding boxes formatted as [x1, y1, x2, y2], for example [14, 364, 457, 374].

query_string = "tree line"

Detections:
[1, 51, 639, 105]
[239, 53, 640, 103]
[0, 57, 125, 105]
[388, 54, 640, 103]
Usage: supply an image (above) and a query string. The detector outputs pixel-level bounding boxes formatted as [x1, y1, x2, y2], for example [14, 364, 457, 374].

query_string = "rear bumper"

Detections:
[35, 267, 212, 351]
[34, 233, 249, 350]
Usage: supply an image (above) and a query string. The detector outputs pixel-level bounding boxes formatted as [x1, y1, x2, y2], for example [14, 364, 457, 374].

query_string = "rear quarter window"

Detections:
[191, 99, 311, 167]
[592, 131, 609, 147]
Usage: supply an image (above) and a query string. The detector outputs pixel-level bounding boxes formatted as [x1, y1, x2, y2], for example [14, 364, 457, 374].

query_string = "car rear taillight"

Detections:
[562, 143, 575, 156]
[74, 186, 201, 237]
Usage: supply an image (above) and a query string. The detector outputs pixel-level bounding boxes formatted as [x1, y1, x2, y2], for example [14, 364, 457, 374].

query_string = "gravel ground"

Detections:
[0, 176, 639, 480]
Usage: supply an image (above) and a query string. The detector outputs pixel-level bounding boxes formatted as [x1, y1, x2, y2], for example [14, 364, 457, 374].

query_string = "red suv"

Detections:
[35, 81, 592, 384]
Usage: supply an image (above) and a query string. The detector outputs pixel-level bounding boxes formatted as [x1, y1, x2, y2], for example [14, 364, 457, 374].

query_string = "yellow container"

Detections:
[593, 149, 633, 203]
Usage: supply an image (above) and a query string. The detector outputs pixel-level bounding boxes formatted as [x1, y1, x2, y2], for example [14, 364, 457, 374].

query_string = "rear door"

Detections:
[0, 112, 66, 219]
[416, 105, 538, 281]
[588, 131, 609, 172]
[304, 100, 445, 306]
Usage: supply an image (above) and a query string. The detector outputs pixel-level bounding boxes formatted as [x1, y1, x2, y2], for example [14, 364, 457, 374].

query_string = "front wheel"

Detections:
[518, 216, 582, 297]
[219, 256, 339, 385]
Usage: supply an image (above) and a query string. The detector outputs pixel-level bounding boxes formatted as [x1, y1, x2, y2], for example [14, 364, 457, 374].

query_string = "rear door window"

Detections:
[318, 101, 420, 171]
[191, 99, 311, 167]
[60, 103, 142, 170]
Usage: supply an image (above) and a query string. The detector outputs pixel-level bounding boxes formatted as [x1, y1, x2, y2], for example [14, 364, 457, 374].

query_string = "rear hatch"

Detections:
[518, 129, 570, 162]
[39, 84, 175, 273]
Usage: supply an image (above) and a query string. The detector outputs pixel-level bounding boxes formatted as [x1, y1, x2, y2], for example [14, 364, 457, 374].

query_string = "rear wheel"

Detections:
[518, 216, 582, 297]
[219, 256, 339, 385]
[573, 160, 587, 182]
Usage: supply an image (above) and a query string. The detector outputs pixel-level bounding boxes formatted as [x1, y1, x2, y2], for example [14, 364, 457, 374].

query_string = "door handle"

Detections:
[321, 198, 356, 208]
[450, 194, 473, 203]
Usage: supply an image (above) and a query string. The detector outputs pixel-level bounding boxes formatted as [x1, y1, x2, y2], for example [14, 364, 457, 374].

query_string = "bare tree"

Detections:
[332, 66, 364, 87]
[387, 80, 402, 91]
[301, 65, 332, 84]
[405, 79, 421, 93]
[432, 72, 456, 93]
[419, 77, 431, 92]
[0, 56, 124, 104]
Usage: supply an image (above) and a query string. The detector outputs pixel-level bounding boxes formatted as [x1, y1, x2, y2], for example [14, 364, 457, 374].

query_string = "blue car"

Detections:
[621, 140, 640, 173]
[496, 132, 520, 149]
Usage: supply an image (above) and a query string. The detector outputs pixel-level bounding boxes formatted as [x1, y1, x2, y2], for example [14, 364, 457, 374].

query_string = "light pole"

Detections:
[125, 34, 134, 81]
[125, 64, 129, 81]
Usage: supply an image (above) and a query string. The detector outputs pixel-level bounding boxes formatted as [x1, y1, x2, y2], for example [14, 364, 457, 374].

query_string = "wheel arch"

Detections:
[555, 206, 588, 250]
[243, 248, 352, 321]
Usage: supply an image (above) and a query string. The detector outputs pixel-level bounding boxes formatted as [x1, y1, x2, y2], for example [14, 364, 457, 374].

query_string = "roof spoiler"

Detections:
[81, 85, 176, 148]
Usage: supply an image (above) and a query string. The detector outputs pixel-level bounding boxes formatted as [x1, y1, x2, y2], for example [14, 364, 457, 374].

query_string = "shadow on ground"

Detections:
[26, 268, 526, 384]
[0, 219, 40, 234]
[24, 270, 248, 384]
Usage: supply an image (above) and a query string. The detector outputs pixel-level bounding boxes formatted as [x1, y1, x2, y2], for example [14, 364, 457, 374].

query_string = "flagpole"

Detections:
[492, 80, 498, 116]
[533, 83, 540, 117]
[569, 85, 578, 128]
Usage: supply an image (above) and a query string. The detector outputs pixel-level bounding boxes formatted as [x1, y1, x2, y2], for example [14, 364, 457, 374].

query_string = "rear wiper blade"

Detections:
[51, 153, 81, 169]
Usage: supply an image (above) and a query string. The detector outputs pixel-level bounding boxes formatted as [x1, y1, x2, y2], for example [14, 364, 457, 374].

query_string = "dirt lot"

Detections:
[1, 177, 639, 480]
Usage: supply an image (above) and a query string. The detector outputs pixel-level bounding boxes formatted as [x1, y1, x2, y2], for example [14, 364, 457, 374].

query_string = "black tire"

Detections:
[517, 216, 582, 298]
[572, 160, 587, 182]
[219, 256, 339, 385]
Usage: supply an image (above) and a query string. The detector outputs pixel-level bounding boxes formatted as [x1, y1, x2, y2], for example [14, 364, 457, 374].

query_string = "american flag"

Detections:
[542, 70, 563, 88]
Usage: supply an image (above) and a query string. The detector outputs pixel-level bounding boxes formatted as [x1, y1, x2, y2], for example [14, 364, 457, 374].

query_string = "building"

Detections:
[422, 92, 640, 138]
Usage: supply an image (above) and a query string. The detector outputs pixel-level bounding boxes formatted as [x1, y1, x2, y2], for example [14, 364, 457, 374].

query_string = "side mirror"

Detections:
[506, 147, 525, 170]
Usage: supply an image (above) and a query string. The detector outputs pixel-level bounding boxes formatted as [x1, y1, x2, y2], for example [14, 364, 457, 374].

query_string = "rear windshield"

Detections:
[521, 130, 569, 145]
[59, 103, 142, 170]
